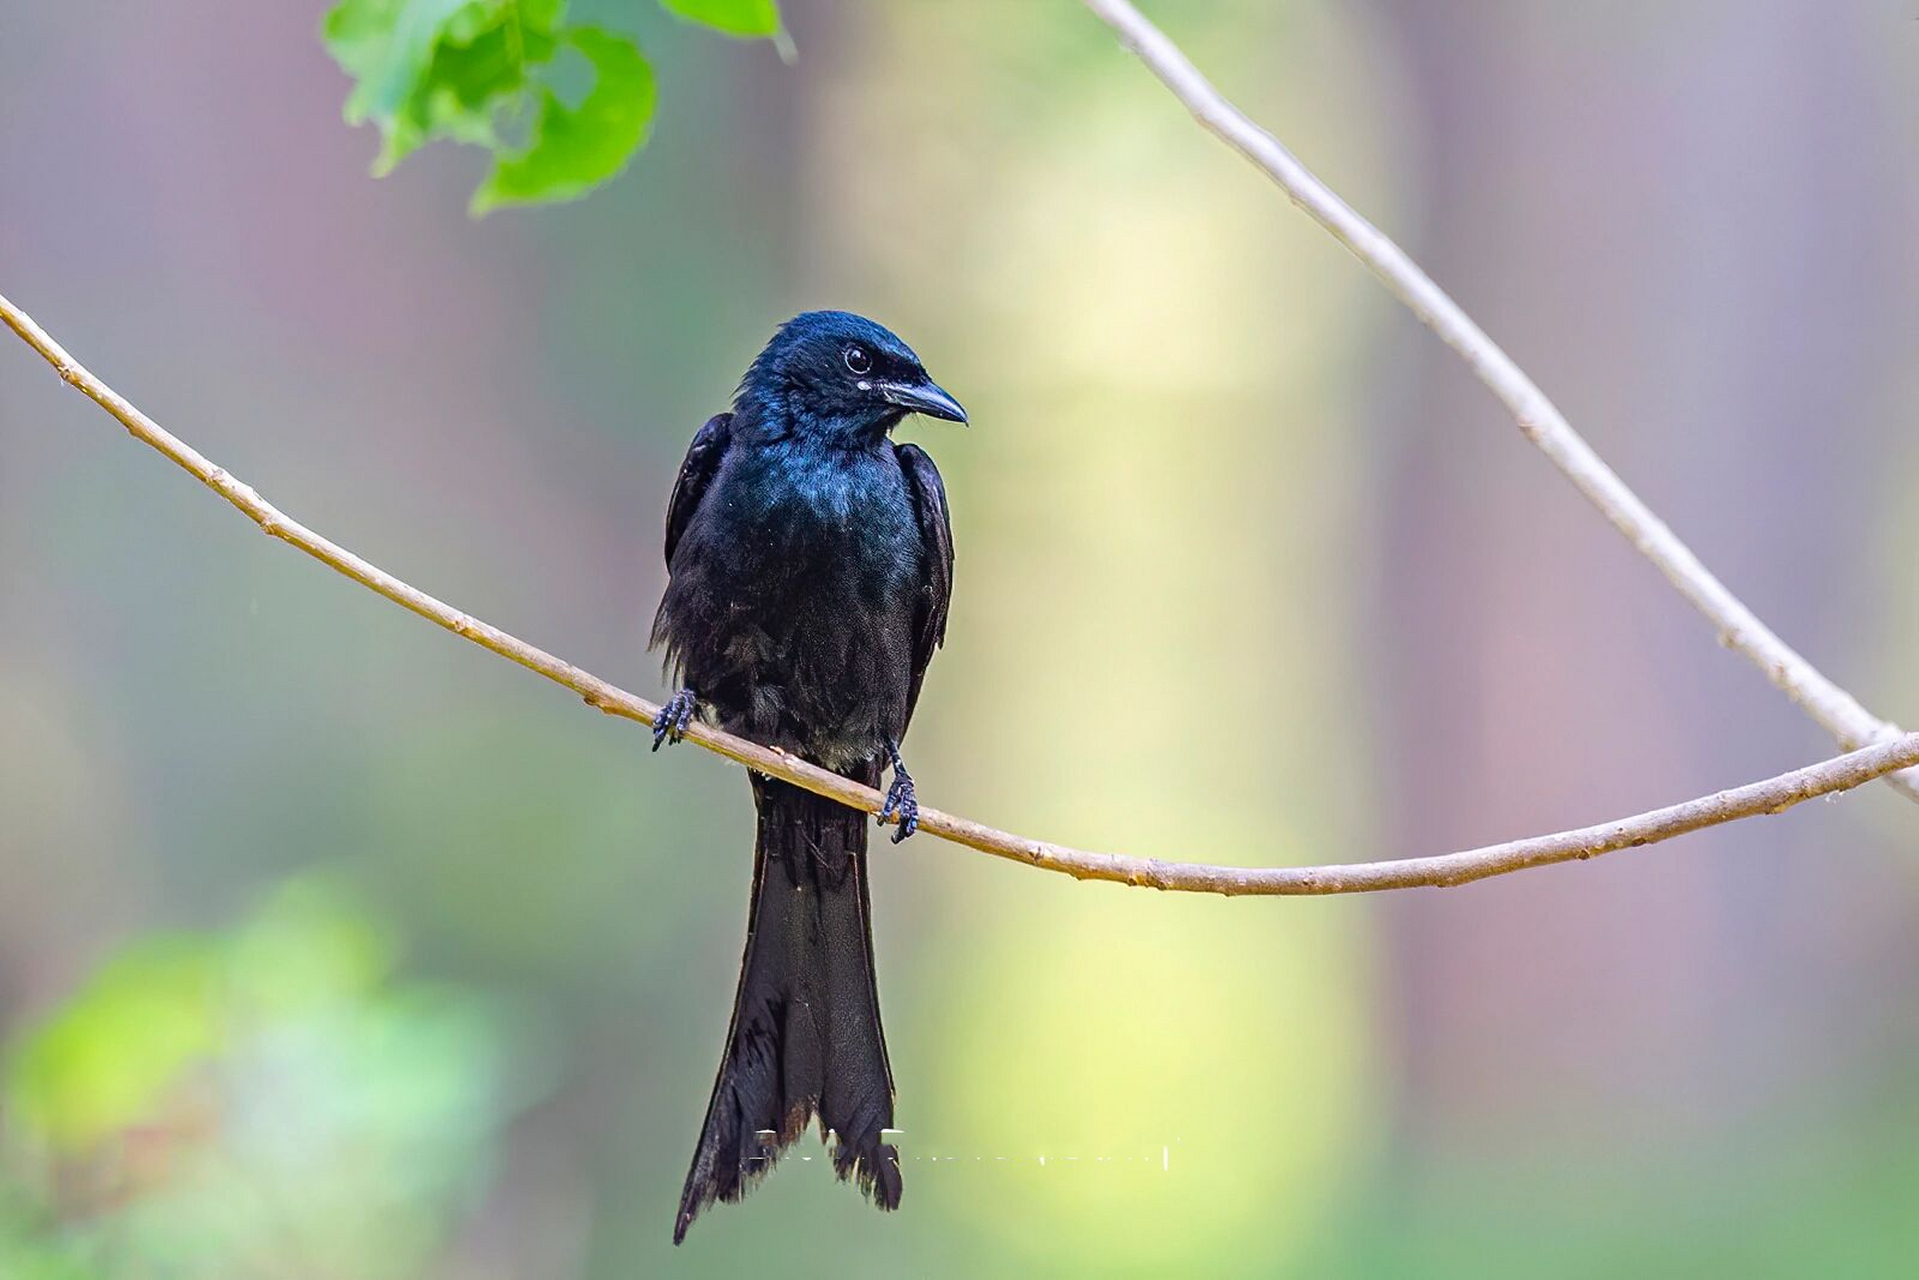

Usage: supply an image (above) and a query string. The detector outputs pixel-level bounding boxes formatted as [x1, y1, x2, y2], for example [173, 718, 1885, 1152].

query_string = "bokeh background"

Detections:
[3, 1, 1918, 1275]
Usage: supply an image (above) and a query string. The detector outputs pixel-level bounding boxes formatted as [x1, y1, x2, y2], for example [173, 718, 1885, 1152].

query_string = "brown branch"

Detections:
[1080, 0, 1919, 801]
[5, 292, 1914, 895]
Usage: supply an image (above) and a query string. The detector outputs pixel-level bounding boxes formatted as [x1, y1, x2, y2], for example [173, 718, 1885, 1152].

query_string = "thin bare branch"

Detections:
[4, 290, 1913, 895]
[1080, 0, 1917, 801]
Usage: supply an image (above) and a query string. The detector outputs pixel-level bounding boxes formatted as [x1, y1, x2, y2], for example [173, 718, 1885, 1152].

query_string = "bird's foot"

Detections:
[652, 688, 697, 751]
[877, 745, 918, 843]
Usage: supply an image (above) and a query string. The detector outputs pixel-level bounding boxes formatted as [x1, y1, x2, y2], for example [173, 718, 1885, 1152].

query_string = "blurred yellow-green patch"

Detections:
[0, 878, 529, 1278]
[8, 938, 221, 1153]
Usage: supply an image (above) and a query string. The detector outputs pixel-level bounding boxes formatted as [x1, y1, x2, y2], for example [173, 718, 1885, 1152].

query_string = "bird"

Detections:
[649, 310, 963, 1244]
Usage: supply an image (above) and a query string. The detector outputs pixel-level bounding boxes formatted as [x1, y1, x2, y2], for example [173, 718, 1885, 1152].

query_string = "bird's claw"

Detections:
[652, 688, 697, 751]
[878, 767, 918, 844]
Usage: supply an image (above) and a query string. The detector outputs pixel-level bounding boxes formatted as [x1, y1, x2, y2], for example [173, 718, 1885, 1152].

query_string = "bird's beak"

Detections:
[879, 377, 968, 424]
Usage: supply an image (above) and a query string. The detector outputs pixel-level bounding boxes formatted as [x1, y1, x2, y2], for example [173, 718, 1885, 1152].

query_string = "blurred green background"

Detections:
[3, 1, 1918, 1275]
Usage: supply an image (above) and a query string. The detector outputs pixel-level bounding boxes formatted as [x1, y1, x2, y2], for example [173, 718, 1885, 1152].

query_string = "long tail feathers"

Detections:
[673, 766, 901, 1244]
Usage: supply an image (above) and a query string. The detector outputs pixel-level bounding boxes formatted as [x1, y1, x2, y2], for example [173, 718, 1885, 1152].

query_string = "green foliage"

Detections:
[661, 0, 782, 38]
[471, 27, 656, 215]
[322, 0, 781, 213]
[0, 877, 528, 1279]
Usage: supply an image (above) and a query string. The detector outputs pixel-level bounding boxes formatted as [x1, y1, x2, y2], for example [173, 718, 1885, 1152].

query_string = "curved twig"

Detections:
[3, 291, 1913, 896]
[1080, 0, 1918, 800]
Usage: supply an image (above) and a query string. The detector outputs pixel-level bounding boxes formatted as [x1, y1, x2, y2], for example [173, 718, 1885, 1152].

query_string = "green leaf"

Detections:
[323, 0, 408, 93]
[659, 0, 781, 39]
[396, 4, 561, 161]
[471, 27, 656, 215]
[323, 0, 568, 174]
[324, 1, 712, 209]
[326, 0, 473, 127]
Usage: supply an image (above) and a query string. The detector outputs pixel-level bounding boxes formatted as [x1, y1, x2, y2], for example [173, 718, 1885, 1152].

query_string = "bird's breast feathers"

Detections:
[720, 445, 916, 566]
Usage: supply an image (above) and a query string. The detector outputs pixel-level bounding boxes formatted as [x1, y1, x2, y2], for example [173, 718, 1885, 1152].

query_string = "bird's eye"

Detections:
[843, 345, 873, 376]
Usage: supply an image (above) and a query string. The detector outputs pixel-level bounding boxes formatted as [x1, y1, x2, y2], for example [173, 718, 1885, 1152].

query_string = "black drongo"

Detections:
[650, 311, 962, 1243]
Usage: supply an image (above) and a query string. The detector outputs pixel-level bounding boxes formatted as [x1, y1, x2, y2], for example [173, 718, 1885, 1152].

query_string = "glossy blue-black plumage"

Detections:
[652, 311, 960, 1243]
[653, 310, 956, 768]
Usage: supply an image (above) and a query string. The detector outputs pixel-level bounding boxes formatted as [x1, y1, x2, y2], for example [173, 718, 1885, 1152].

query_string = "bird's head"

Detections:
[737, 310, 967, 442]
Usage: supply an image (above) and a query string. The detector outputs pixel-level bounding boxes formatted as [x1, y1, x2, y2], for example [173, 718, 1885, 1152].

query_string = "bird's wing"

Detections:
[664, 413, 734, 568]
[895, 441, 954, 725]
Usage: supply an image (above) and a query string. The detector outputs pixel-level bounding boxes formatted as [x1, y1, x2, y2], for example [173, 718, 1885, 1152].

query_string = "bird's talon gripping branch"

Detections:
[878, 741, 919, 843]
[652, 688, 697, 751]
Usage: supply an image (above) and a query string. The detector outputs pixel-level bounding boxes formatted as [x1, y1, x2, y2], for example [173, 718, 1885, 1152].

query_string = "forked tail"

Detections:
[673, 765, 901, 1244]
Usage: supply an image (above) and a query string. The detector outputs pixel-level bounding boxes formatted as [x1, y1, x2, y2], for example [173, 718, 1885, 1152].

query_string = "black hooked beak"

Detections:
[878, 376, 968, 424]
